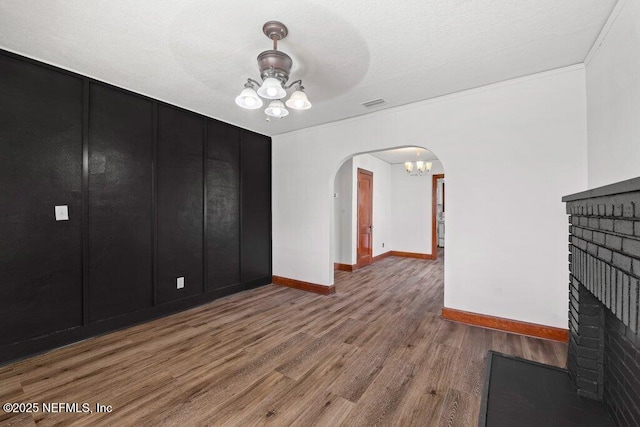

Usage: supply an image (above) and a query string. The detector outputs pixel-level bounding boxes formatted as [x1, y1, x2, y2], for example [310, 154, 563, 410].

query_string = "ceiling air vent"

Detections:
[361, 98, 386, 108]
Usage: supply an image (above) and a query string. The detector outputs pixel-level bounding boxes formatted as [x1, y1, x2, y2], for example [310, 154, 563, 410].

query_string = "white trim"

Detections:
[584, 0, 627, 66]
[274, 64, 585, 138]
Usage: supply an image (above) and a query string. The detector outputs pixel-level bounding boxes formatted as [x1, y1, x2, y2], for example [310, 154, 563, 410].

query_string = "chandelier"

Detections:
[404, 150, 433, 176]
[235, 21, 312, 120]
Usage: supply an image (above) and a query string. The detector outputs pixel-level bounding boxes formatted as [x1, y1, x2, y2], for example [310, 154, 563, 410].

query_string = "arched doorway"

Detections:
[330, 146, 446, 300]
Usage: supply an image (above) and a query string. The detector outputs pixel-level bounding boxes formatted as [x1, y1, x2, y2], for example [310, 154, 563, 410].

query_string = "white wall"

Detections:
[273, 66, 588, 328]
[586, 0, 640, 188]
[333, 159, 353, 265]
[390, 161, 445, 254]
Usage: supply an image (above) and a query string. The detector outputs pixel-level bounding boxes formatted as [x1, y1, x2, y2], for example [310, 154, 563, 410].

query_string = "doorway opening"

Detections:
[432, 174, 445, 258]
[331, 146, 445, 278]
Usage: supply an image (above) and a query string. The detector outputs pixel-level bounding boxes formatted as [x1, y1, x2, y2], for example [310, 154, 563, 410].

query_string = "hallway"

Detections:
[0, 254, 567, 426]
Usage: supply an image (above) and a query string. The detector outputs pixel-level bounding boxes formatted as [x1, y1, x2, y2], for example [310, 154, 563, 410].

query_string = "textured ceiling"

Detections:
[0, 0, 617, 136]
[370, 147, 437, 165]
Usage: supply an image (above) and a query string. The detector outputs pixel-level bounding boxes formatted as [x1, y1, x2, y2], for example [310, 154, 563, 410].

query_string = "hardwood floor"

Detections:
[0, 252, 567, 426]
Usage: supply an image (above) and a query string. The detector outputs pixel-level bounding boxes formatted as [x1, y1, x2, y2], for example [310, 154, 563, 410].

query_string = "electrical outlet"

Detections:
[177, 277, 185, 289]
[55, 205, 69, 221]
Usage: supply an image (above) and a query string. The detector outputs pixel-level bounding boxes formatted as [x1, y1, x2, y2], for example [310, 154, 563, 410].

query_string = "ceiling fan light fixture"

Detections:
[235, 86, 263, 109]
[265, 100, 289, 118]
[286, 87, 312, 110]
[257, 77, 286, 100]
[237, 21, 311, 120]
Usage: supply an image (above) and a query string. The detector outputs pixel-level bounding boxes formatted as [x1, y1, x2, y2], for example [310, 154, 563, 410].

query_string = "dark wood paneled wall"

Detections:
[0, 49, 272, 364]
[206, 121, 241, 290]
[241, 131, 272, 282]
[157, 105, 204, 304]
[88, 83, 154, 321]
[0, 53, 83, 345]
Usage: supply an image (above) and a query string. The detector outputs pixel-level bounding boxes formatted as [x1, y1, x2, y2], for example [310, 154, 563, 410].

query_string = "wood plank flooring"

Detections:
[0, 252, 567, 426]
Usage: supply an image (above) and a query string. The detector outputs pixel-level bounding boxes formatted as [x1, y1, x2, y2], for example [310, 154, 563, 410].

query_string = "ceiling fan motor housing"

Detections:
[257, 50, 292, 84]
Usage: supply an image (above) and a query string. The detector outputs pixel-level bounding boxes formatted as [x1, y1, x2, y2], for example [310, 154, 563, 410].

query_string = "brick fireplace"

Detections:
[564, 178, 640, 427]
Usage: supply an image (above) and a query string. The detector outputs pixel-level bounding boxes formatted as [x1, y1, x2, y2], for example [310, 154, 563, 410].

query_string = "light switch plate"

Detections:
[177, 277, 185, 289]
[55, 205, 69, 221]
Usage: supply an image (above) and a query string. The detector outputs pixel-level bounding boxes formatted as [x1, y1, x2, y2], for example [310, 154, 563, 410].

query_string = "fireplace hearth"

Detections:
[564, 177, 640, 427]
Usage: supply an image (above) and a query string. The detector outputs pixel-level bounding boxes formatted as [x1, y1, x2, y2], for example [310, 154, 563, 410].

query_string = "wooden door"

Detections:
[357, 168, 373, 268]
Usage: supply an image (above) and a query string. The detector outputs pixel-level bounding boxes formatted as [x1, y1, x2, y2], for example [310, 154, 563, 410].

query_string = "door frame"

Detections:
[356, 168, 373, 269]
[431, 174, 445, 257]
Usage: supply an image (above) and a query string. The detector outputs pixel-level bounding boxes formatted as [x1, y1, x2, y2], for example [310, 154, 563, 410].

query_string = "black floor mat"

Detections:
[479, 351, 614, 427]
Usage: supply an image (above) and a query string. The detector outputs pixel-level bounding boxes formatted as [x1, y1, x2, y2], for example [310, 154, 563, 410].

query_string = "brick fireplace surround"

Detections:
[564, 177, 640, 427]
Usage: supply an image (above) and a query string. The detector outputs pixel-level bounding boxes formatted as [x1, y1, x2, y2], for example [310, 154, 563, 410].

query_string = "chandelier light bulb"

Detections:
[404, 162, 414, 173]
[285, 89, 312, 110]
[235, 86, 263, 110]
[257, 77, 286, 100]
[265, 100, 289, 118]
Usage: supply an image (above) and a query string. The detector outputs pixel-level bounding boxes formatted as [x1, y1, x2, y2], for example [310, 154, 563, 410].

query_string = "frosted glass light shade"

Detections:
[265, 100, 289, 118]
[257, 77, 286, 99]
[404, 162, 414, 173]
[235, 87, 263, 109]
[285, 90, 312, 110]
[405, 161, 433, 175]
